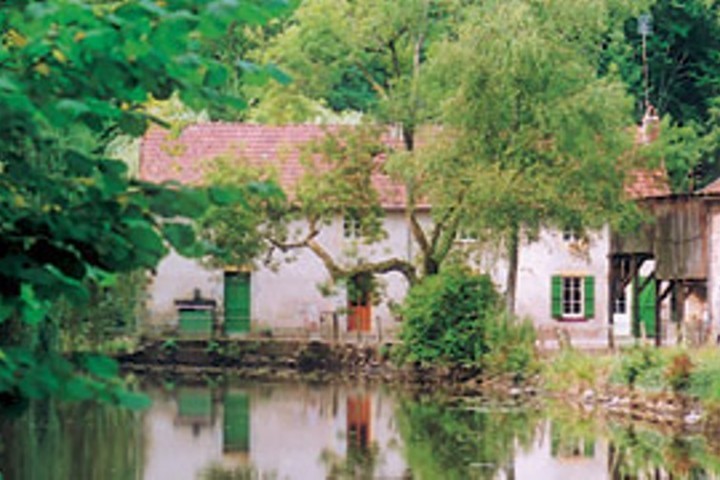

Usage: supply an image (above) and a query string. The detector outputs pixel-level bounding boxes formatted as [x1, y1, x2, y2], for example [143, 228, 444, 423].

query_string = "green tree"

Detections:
[258, 0, 470, 279]
[601, 0, 720, 190]
[0, 0, 284, 406]
[425, 0, 649, 312]
[249, 0, 654, 308]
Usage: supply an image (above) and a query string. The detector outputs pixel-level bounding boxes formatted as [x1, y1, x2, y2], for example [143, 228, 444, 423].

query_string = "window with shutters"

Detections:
[551, 275, 595, 321]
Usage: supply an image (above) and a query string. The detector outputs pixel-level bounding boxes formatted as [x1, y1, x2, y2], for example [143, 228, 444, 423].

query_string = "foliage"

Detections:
[398, 267, 500, 365]
[688, 348, 720, 405]
[666, 352, 694, 394]
[543, 349, 614, 393]
[614, 346, 664, 390]
[600, 0, 720, 189]
[199, 125, 417, 282]
[482, 312, 538, 379]
[258, 0, 475, 280]
[0, 0, 285, 406]
[397, 266, 536, 375]
[425, 0, 648, 310]
[54, 270, 147, 352]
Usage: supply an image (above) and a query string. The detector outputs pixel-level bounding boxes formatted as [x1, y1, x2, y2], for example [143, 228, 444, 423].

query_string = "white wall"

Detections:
[483, 227, 612, 347]
[145, 212, 416, 334]
[145, 213, 615, 344]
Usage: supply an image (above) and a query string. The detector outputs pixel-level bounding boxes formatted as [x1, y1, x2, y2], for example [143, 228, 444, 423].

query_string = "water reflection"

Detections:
[5, 382, 720, 479]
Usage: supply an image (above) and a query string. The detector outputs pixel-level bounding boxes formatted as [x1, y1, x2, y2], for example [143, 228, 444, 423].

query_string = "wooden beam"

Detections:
[631, 256, 640, 340]
[608, 256, 617, 350]
[655, 279, 662, 347]
[658, 280, 675, 303]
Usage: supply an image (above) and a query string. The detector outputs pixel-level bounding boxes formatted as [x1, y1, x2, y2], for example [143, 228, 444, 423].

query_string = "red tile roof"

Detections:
[625, 168, 671, 199]
[139, 122, 670, 209]
[700, 177, 720, 195]
[139, 124, 418, 210]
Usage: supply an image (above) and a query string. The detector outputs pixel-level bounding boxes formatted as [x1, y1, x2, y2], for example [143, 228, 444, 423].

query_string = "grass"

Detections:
[542, 346, 720, 407]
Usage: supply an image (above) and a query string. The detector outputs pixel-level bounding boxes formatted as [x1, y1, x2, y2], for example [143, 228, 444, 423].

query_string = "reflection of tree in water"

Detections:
[320, 441, 382, 480]
[395, 397, 541, 480]
[201, 463, 279, 480]
[607, 426, 716, 480]
[0, 398, 144, 480]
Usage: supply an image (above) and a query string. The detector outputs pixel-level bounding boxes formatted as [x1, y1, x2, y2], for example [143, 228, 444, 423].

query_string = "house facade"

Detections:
[139, 123, 669, 346]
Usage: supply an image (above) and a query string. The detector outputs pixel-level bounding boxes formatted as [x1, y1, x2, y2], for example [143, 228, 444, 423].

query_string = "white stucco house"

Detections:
[138, 123, 670, 346]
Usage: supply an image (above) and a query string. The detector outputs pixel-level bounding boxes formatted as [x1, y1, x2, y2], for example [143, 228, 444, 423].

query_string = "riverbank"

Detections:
[117, 338, 720, 433]
[117, 337, 540, 398]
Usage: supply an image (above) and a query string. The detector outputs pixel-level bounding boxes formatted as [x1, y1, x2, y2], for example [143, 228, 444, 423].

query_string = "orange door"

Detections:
[348, 274, 372, 332]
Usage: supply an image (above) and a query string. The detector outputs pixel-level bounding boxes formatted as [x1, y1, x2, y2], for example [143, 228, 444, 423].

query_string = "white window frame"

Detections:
[456, 228, 478, 243]
[562, 229, 581, 243]
[343, 214, 361, 239]
[562, 276, 584, 318]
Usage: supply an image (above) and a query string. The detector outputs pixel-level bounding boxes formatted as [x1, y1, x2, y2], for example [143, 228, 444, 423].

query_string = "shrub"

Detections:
[666, 352, 694, 394]
[398, 267, 500, 365]
[397, 267, 536, 376]
[614, 346, 663, 390]
[543, 349, 613, 393]
[483, 312, 538, 379]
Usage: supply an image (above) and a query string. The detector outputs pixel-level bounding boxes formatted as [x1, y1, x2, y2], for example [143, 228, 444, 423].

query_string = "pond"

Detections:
[1, 379, 719, 479]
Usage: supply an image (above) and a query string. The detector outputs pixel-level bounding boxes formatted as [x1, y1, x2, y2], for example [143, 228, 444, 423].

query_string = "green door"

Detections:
[223, 392, 250, 453]
[639, 276, 657, 338]
[225, 272, 250, 334]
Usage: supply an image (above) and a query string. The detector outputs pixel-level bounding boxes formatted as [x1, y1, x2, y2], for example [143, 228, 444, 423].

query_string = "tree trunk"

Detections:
[505, 226, 519, 315]
[423, 256, 439, 277]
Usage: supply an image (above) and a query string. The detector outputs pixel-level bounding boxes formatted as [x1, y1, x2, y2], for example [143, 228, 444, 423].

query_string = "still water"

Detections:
[1, 380, 719, 480]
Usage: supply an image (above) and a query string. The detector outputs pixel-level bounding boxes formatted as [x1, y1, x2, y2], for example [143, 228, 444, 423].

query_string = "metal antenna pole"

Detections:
[638, 14, 653, 110]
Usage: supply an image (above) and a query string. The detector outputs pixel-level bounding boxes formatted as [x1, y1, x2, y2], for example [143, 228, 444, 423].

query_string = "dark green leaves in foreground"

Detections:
[0, 349, 148, 410]
[0, 0, 287, 407]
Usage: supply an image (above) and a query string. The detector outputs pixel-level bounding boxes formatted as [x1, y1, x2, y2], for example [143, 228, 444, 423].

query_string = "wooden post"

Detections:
[678, 280, 686, 346]
[631, 256, 640, 341]
[607, 255, 616, 351]
[655, 279, 662, 347]
[333, 312, 339, 344]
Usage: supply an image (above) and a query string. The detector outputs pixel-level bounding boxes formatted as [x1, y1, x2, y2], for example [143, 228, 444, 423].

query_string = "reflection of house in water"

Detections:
[514, 421, 609, 480]
[175, 388, 215, 432]
[347, 395, 372, 449]
[141, 385, 407, 479]
[222, 392, 251, 464]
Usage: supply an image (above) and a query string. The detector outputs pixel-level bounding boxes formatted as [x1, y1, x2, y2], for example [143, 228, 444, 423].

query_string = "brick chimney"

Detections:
[637, 104, 660, 144]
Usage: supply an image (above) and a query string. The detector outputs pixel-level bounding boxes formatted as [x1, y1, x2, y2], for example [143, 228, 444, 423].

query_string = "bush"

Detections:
[613, 346, 664, 390]
[666, 352, 694, 394]
[397, 267, 536, 376]
[543, 349, 613, 393]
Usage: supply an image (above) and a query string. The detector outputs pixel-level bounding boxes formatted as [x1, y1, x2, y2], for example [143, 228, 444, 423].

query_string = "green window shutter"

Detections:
[584, 276, 595, 318]
[551, 276, 562, 318]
